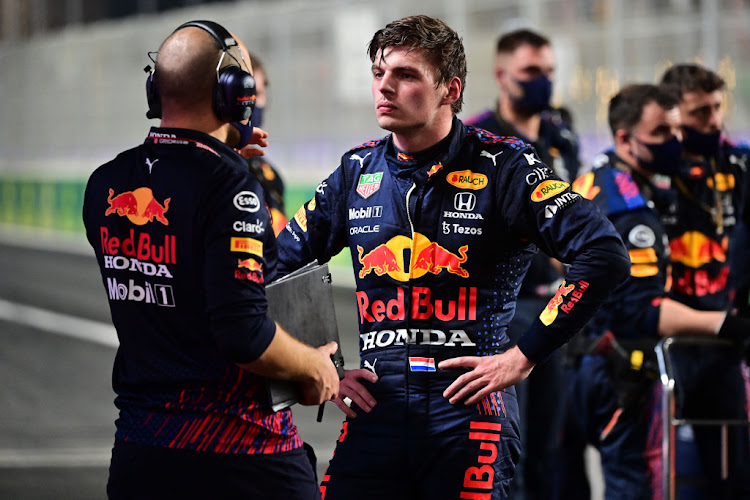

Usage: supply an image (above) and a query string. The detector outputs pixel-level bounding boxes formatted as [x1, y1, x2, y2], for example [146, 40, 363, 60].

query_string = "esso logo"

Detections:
[233, 191, 260, 213]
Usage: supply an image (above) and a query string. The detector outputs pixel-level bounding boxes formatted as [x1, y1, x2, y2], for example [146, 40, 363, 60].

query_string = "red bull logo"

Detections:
[412, 242, 469, 278]
[427, 163, 444, 178]
[235, 257, 264, 284]
[539, 280, 576, 326]
[572, 173, 600, 201]
[237, 258, 263, 273]
[674, 267, 729, 297]
[669, 231, 727, 269]
[356, 286, 477, 324]
[357, 244, 401, 278]
[105, 188, 170, 226]
[356, 233, 469, 282]
[460, 421, 502, 499]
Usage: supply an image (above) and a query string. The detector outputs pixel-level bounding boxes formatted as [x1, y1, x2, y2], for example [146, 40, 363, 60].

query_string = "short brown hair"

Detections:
[608, 83, 679, 136]
[368, 15, 466, 114]
[496, 28, 550, 55]
[659, 63, 725, 101]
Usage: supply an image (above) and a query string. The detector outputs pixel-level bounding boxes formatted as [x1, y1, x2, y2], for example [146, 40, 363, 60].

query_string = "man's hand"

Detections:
[298, 341, 340, 406]
[438, 346, 535, 406]
[236, 127, 269, 159]
[331, 368, 378, 418]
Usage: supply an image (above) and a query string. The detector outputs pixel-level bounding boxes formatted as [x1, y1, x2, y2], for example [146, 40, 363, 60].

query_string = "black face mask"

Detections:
[230, 119, 254, 149]
[682, 125, 721, 157]
[250, 106, 264, 129]
[510, 75, 552, 114]
[634, 135, 683, 176]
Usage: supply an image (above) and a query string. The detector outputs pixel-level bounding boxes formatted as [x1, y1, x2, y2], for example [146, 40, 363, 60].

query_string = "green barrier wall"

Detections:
[0, 178, 353, 272]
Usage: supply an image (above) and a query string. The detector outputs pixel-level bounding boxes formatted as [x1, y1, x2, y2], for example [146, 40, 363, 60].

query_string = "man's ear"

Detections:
[614, 128, 634, 159]
[443, 76, 462, 105]
[494, 65, 505, 87]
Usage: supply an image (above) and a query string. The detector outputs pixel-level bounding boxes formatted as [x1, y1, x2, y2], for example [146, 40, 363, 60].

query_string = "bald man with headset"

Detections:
[82, 21, 338, 499]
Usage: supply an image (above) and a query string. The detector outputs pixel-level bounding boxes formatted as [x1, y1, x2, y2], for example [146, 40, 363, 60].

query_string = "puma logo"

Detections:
[145, 157, 159, 173]
[480, 150, 503, 166]
[363, 358, 378, 376]
[351, 152, 372, 168]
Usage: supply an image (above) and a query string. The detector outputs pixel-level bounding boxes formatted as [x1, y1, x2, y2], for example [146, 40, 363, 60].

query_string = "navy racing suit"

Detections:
[277, 118, 629, 499]
[564, 151, 750, 500]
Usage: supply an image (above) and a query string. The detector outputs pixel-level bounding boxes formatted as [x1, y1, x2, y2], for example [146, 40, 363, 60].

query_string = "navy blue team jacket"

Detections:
[83, 127, 300, 455]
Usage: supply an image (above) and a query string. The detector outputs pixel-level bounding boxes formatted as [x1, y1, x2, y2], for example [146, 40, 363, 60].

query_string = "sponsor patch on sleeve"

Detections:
[531, 180, 569, 202]
[293, 206, 308, 232]
[230, 237, 263, 256]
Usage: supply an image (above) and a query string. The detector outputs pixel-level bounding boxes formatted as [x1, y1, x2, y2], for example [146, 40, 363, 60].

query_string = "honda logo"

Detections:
[454, 192, 476, 212]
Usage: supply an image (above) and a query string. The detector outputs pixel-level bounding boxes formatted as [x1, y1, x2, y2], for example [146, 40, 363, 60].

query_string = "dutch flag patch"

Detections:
[408, 357, 436, 372]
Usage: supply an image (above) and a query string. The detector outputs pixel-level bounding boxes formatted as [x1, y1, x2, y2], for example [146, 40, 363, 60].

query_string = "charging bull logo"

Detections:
[106, 188, 170, 226]
[539, 280, 576, 326]
[357, 233, 469, 282]
[669, 231, 727, 269]
[572, 172, 601, 201]
[237, 258, 263, 273]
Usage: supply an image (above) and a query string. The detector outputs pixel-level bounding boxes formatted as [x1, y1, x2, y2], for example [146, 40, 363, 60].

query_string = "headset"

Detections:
[144, 20, 256, 123]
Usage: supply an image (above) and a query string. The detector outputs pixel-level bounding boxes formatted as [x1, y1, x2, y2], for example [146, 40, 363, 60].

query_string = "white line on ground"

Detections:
[0, 298, 118, 347]
[0, 224, 92, 256]
[0, 447, 112, 468]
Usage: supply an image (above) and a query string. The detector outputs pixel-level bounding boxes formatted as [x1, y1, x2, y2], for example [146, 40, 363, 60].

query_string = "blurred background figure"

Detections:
[465, 28, 581, 500]
[564, 83, 750, 500]
[239, 52, 288, 235]
[654, 63, 750, 499]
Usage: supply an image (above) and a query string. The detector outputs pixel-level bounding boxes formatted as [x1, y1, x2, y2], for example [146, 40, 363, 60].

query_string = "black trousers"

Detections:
[107, 440, 321, 500]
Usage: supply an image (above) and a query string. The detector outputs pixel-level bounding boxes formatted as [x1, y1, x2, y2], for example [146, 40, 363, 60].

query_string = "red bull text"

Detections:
[356, 286, 477, 324]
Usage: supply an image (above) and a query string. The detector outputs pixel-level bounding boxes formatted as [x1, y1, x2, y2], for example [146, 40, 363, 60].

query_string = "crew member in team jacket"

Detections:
[276, 15, 629, 500]
[658, 63, 748, 312]
[83, 20, 338, 499]
[564, 84, 750, 500]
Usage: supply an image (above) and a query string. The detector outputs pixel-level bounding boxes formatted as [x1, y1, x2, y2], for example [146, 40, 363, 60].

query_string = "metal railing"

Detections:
[655, 336, 750, 500]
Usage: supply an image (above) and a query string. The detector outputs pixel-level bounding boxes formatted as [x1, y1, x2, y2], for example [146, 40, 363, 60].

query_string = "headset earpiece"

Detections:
[144, 20, 255, 122]
[215, 65, 256, 122]
[144, 65, 161, 119]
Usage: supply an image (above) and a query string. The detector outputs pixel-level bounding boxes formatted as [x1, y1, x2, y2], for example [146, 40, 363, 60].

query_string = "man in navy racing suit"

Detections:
[562, 84, 750, 500]
[276, 15, 630, 500]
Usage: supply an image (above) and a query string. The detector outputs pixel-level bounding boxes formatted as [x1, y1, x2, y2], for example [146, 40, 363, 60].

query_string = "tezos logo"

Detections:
[234, 191, 260, 213]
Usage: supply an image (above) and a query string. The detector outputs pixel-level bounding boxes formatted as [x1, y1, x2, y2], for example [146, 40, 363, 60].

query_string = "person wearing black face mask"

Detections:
[465, 28, 581, 500]
[652, 63, 750, 500]
[558, 83, 750, 500]
[658, 63, 749, 313]
[237, 52, 288, 235]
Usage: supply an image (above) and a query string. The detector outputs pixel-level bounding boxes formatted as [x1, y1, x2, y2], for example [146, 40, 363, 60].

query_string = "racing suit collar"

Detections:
[604, 150, 675, 213]
[144, 127, 246, 165]
[384, 117, 467, 185]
